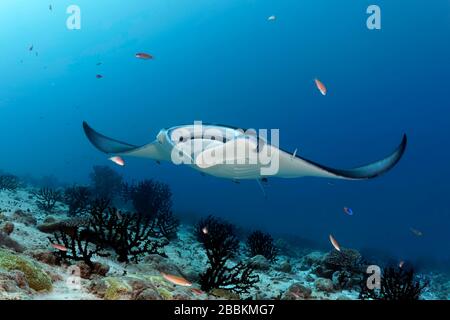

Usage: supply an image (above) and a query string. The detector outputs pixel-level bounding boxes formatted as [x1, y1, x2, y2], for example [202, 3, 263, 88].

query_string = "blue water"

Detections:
[0, 1, 449, 268]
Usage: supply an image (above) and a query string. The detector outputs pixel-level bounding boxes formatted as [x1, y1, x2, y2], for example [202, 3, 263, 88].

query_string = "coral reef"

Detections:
[89, 201, 168, 263]
[89, 166, 123, 200]
[122, 179, 172, 219]
[63, 185, 92, 216]
[32, 187, 62, 213]
[246, 230, 278, 262]
[195, 216, 259, 294]
[0, 249, 52, 291]
[0, 174, 20, 191]
[359, 266, 428, 300]
[155, 210, 179, 240]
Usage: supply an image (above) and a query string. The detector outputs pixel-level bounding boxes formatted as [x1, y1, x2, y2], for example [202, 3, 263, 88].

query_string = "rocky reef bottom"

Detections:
[0, 188, 448, 300]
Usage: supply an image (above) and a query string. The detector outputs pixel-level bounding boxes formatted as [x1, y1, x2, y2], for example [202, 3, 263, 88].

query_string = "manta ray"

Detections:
[82, 121, 407, 182]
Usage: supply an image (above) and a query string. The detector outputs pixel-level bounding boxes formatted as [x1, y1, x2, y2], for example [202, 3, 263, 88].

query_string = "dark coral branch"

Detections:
[33, 187, 62, 212]
[359, 266, 428, 300]
[0, 174, 20, 191]
[246, 230, 278, 262]
[122, 179, 172, 219]
[155, 211, 179, 240]
[195, 216, 259, 294]
[63, 185, 92, 216]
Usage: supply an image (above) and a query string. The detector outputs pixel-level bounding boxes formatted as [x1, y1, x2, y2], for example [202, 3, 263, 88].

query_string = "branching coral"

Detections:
[0, 174, 20, 191]
[323, 248, 364, 272]
[32, 187, 62, 212]
[359, 266, 428, 300]
[88, 199, 167, 263]
[89, 165, 123, 200]
[49, 228, 104, 268]
[155, 211, 179, 240]
[195, 216, 259, 294]
[122, 179, 172, 219]
[64, 185, 92, 216]
[246, 230, 278, 262]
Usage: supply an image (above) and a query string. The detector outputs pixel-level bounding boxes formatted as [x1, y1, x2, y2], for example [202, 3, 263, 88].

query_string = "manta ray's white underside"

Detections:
[82, 122, 407, 181]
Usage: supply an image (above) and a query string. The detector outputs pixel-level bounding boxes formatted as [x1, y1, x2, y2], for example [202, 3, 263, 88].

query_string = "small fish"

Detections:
[96, 74, 103, 79]
[329, 234, 341, 252]
[267, 15, 276, 21]
[399, 260, 404, 268]
[51, 243, 68, 252]
[410, 228, 423, 237]
[191, 288, 204, 295]
[96, 62, 102, 66]
[29, 45, 33, 51]
[202, 227, 208, 235]
[109, 156, 124, 166]
[343, 207, 354, 216]
[314, 78, 327, 96]
[49, 4, 52, 11]
[135, 52, 153, 60]
[161, 272, 192, 287]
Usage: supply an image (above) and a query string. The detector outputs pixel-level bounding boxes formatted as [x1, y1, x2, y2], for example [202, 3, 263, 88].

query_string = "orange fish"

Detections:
[314, 78, 327, 96]
[51, 243, 68, 252]
[329, 234, 341, 252]
[161, 272, 192, 287]
[109, 156, 125, 166]
[135, 53, 153, 60]
[191, 288, 204, 295]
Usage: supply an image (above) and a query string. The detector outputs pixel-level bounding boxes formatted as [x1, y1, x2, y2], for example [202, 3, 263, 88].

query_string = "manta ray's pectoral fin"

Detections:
[277, 134, 407, 180]
[82, 121, 167, 161]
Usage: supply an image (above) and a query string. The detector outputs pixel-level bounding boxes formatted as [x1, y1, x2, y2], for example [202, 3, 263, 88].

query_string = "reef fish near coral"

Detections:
[329, 234, 341, 252]
[83, 122, 407, 182]
[161, 272, 192, 287]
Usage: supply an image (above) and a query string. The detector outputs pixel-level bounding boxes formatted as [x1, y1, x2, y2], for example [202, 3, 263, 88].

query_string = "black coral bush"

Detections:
[0, 174, 20, 191]
[195, 216, 259, 294]
[246, 230, 278, 262]
[63, 185, 92, 216]
[122, 179, 172, 219]
[33, 187, 62, 212]
[359, 266, 428, 300]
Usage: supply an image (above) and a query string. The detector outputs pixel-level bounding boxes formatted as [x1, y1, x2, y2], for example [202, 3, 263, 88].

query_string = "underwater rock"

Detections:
[299, 251, 324, 271]
[11, 209, 36, 226]
[315, 278, 334, 293]
[140, 254, 187, 278]
[1, 222, 14, 235]
[37, 217, 89, 234]
[30, 250, 58, 266]
[248, 255, 271, 271]
[0, 249, 52, 291]
[275, 261, 292, 273]
[282, 283, 312, 300]
[76, 261, 110, 279]
[43, 216, 57, 224]
[0, 231, 24, 252]
[0, 270, 30, 293]
[210, 288, 240, 300]
[133, 287, 162, 300]
[90, 277, 133, 300]
[332, 270, 363, 290]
